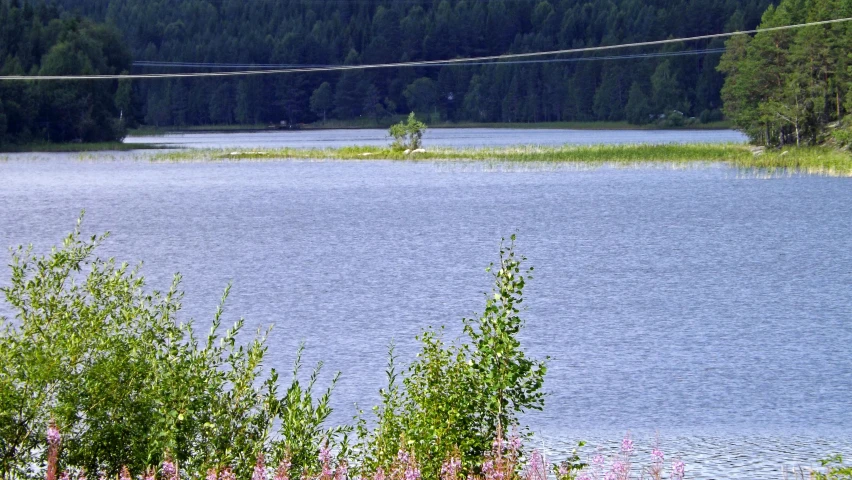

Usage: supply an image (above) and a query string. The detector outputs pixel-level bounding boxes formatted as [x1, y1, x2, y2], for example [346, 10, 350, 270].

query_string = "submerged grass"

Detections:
[151, 142, 852, 176]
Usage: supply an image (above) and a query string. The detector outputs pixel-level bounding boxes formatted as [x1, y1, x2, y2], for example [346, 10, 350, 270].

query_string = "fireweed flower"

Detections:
[373, 468, 385, 480]
[620, 434, 634, 455]
[47, 423, 61, 446]
[523, 450, 546, 480]
[334, 461, 348, 480]
[651, 448, 664, 462]
[396, 450, 411, 466]
[162, 460, 177, 480]
[557, 464, 569, 478]
[482, 460, 503, 480]
[206, 468, 218, 480]
[275, 458, 292, 480]
[220, 468, 236, 480]
[403, 465, 420, 480]
[119, 467, 132, 480]
[508, 434, 522, 456]
[671, 460, 685, 479]
[78, 470, 88, 480]
[591, 454, 605, 467]
[60, 471, 71, 480]
[252, 454, 267, 480]
[440, 457, 461, 480]
[320, 445, 333, 477]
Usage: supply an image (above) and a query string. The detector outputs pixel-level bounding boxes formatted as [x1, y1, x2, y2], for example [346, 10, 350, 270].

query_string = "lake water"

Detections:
[128, 127, 748, 149]
[1, 129, 850, 479]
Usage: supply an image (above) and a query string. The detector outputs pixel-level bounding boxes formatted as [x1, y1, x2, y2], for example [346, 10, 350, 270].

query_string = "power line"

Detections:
[2, 16, 849, 81]
[131, 48, 727, 70]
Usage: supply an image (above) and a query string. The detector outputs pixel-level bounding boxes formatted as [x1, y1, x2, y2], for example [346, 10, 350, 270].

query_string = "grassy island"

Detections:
[152, 143, 852, 177]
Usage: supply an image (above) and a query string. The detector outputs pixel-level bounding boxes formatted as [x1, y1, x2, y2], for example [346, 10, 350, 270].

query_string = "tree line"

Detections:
[719, 0, 852, 146]
[50, 0, 773, 128]
[0, 0, 131, 145]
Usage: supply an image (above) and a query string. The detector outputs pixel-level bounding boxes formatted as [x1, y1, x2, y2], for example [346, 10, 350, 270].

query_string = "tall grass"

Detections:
[151, 143, 852, 176]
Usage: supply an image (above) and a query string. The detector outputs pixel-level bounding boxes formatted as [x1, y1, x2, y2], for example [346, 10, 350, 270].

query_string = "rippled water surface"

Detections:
[127, 127, 748, 149]
[1, 139, 850, 479]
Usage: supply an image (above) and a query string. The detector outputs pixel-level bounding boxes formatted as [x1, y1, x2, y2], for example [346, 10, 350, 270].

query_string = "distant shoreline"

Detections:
[0, 142, 166, 153]
[126, 120, 734, 137]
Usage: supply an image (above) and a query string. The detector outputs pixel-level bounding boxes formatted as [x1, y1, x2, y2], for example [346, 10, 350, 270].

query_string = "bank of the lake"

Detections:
[0, 141, 164, 153]
[127, 120, 733, 136]
[153, 143, 852, 177]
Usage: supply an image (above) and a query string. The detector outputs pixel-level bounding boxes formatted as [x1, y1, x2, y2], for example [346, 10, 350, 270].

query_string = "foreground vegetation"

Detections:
[3, 223, 850, 480]
[152, 143, 852, 177]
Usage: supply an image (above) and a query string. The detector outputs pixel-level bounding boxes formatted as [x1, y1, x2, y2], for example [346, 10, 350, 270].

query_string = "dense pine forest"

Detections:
[48, 0, 775, 128]
[719, 0, 852, 146]
[3, 0, 852, 146]
[0, 1, 131, 145]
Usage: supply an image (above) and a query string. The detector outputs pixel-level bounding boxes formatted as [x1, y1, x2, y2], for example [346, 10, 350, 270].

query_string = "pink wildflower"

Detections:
[252, 454, 267, 480]
[373, 467, 385, 480]
[320, 444, 333, 478]
[274, 458, 292, 480]
[161, 459, 177, 480]
[46, 422, 61, 480]
[334, 461, 348, 480]
[482, 460, 503, 480]
[591, 455, 605, 467]
[522, 450, 546, 480]
[620, 433, 634, 455]
[403, 465, 420, 480]
[206, 468, 218, 480]
[671, 460, 685, 479]
[440, 457, 462, 480]
[77, 470, 87, 480]
[119, 467, 132, 480]
[651, 448, 664, 462]
[219, 467, 236, 480]
[47, 423, 61, 447]
[59, 471, 70, 480]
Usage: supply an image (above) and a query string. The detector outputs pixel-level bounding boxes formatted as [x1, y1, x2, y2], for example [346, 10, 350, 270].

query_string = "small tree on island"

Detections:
[388, 112, 426, 151]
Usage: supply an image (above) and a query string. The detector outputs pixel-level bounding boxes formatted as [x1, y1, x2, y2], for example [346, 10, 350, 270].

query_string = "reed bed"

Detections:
[151, 143, 852, 176]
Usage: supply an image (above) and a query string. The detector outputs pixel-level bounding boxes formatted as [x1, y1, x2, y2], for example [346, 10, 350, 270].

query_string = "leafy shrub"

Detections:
[357, 236, 547, 478]
[811, 455, 852, 480]
[0, 218, 342, 480]
[388, 113, 426, 151]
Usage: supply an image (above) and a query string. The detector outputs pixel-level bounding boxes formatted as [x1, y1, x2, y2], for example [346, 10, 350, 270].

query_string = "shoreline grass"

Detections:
[151, 143, 852, 176]
[0, 141, 166, 153]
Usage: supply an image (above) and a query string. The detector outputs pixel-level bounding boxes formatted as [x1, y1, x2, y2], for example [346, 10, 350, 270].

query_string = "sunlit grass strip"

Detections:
[151, 143, 852, 176]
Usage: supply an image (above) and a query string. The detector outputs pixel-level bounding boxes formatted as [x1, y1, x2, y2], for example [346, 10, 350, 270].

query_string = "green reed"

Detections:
[151, 143, 852, 176]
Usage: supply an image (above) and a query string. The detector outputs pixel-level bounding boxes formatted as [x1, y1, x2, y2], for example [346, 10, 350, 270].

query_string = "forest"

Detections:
[719, 0, 852, 146]
[0, 1, 131, 145]
[2, 0, 851, 146]
[46, 0, 775, 128]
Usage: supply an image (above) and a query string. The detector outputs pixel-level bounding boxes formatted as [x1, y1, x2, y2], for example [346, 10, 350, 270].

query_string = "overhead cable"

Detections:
[1, 17, 849, 81]
[132, 47, 727, 69]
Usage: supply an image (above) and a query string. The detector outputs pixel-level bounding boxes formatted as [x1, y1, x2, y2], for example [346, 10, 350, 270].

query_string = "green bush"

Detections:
[388, 113, 427, 151]
[356, 236, 547, 478]
[0, 218, 342, 480]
